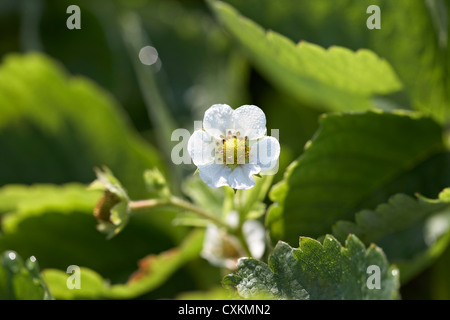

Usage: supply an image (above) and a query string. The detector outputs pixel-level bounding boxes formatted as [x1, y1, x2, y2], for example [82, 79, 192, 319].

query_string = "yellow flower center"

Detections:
[216, 130, 250, 169]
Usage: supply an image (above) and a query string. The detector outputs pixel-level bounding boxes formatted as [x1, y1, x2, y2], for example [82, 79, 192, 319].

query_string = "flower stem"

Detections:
[129, 194, 254, 258]
[232, 189, 254, 258]
[129, 196, 231, 231]
[236, 226, 253, 258]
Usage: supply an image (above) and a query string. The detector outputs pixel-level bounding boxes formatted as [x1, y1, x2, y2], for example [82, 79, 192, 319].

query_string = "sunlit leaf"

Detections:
[238, 175, 273, 220]
[0, 184, 183, 286]
[208, 0, 402, 112]
[42, 229, 204, 299]
[333, 188, 450, 282]
[221, 0, 450, 122]
[267, 110, 446, 244]
[224, 234, 400, 300]
[0, 53, 164, 199]
[0, 251, 52, 300]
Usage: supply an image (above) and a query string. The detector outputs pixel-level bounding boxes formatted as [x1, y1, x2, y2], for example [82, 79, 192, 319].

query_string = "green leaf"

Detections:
[143, 168, 171, 200]
[0, 184, 102, 232]
[182, 175, 225, 217]
[333, 189, 450, 244]
[221, 0, 370, 49]
[42, 229, 204, 299]
[333, 188, 450, 282]
[429, 233, 450, 299]
[0, 184, 183, 286]
[238, 175, 273, 220]
[267, 110, 446, 244]
[0, 251, 53, 300]
[208, 0, 402, 112]
[221, 0, 450, 122]
[0, 53, 163, 199]
[41, 266, 105, 300]
[223, 234, 400, 300]
[175, 175, 227, 227]
[370, 0, 450, 122]
[180, 174, 273, 227]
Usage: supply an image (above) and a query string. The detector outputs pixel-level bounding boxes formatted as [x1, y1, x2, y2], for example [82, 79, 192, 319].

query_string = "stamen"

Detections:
[220, 134, 251, 167]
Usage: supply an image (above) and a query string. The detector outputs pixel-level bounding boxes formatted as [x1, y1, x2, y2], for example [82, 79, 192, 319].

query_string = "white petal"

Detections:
[226, 211, 239, 229]
[203, 104, 234, 139]
[242, 220, 266, 259]
[187, 130, 215, 166]
[232, 105, 267, 140]
[197, 163, 232, 188]
[201, 223, 244, 269]
[249, 136, 280, 173]
[201, 224, 228, 268]
[227, 164, 260, 189]
[200, 224, 224, 267]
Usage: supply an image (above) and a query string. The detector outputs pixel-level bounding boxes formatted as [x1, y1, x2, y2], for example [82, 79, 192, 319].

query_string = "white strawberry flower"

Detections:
[201, 211, 266, 269]
[187, 104, 280, 189]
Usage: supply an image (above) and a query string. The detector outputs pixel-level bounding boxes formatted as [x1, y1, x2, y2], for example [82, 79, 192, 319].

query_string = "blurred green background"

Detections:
[0, 0, 449, 299]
